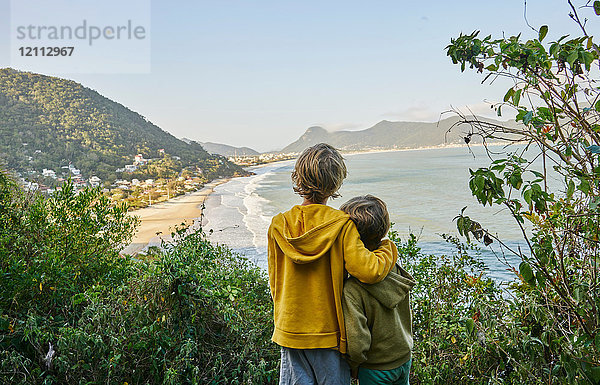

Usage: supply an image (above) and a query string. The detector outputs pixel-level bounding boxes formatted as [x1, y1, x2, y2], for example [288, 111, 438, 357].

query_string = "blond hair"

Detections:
[340, 195, 390, 251]
[291, 143, 347, 203]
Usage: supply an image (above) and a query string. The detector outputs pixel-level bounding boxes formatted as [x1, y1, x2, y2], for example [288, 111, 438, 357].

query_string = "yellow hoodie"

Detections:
[267, 204, 398, 353]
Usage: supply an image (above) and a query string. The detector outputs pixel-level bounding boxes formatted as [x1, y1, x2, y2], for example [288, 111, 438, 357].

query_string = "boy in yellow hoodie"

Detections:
[267, 143, 398, 384]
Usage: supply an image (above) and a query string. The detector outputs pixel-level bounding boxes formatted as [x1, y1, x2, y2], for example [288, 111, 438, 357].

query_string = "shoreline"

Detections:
[120, 143, 508, 256]
[341, 141, 508, 156]
[120, 178, 231, 255]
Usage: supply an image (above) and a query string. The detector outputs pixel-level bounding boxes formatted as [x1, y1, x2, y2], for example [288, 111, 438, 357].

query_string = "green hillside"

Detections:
[0, 68, 244, 181]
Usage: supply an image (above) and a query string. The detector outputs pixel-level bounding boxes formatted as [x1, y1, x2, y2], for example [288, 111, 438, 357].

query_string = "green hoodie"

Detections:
[342, 264, 416, 371]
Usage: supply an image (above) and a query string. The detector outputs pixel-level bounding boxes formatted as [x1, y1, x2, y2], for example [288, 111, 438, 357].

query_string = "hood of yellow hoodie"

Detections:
[270, 204, 351, 264]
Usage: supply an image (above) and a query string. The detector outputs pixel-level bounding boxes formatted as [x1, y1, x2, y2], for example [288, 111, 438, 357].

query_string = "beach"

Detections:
[121, 178, 230, 255]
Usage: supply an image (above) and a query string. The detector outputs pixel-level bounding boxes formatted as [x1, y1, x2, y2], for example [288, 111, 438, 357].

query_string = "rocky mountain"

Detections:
[281, 116, 519, 153]
[197, 141, 260, 157]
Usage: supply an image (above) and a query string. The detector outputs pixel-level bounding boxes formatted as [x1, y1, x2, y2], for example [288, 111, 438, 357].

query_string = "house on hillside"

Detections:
[67, 164, 81, 176]
[25, 182, 39, 191]
[42, 169, 56, 179]
[134, 154, 148, 166]
[115, 180, 131, 190]
[125, 164, 137, 173]
[89, 176, 101, 187]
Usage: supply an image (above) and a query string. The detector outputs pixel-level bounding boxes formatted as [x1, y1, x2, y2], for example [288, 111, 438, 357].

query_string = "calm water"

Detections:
[202, 146, 560, 282]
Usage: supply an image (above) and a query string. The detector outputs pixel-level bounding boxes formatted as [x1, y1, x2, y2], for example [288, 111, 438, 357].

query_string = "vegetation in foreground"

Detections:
[0, 173, 278, 384]
[2, 166, 597, 384]
[444, 1, 600, 382]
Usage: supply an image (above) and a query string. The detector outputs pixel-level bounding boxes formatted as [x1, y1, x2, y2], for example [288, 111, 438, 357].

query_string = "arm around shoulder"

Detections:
[343, 223, 398, 284]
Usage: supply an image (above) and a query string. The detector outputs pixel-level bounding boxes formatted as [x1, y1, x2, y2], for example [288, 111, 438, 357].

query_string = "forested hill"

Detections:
[0, 68, 244, 181]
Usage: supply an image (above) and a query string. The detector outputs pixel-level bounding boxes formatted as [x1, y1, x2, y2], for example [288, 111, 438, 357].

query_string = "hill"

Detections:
[194, 141, 260, 157]
[0, 68, 245, 182]
[281, 116, 519, 153]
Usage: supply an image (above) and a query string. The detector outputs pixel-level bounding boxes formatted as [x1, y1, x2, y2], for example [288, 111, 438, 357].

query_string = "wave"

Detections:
[202, 163, 289, 269]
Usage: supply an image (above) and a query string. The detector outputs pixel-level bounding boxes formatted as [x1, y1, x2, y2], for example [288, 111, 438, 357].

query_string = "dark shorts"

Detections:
[279, 347, 351, 385]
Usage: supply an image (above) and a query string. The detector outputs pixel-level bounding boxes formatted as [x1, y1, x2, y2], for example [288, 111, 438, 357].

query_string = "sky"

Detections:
[0, 0, 597, 152]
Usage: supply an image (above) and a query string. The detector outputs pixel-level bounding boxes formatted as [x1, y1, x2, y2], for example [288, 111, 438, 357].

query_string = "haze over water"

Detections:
[202, 146, 558, 282]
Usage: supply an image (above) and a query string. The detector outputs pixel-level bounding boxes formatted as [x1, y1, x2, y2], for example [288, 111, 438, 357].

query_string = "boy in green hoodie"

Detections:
[268, 144, 398, 384]
[340, 195, 416, 385]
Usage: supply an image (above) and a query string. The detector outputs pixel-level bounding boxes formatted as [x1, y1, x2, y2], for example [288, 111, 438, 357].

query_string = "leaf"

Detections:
[504, 88, 515, 102]
[578, 179, 590, 195]
[510, 173, 522, 189]
[565, 146, 573, 157]
[519, 261, 535, 283]
[523, 188, 533, 205]
[595, 1, 600, 15]
[567, 51, 579, 67]
[474, 175, 485, 190]
[457, 217, 465, 236]
[539, 25, 548, 42]
[466, 318, 475, 334]
[586, 145, 600, 154]
[513, 89, 522, 106]
[567, 180, 575, 199]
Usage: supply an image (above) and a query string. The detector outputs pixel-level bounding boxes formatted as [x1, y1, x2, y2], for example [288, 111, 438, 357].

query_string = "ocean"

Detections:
[201, 145, 558, 282]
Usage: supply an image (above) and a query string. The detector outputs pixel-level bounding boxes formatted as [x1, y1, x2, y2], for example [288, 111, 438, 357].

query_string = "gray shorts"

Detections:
[279, 347, 351, 385]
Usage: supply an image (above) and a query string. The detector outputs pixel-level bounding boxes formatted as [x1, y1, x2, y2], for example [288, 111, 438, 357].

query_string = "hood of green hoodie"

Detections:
[357, 264, 416, 309]
[270, 205, 351, 264]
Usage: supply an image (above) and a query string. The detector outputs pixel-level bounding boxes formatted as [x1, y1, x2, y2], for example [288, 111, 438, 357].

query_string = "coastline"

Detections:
[120, 143, 507, 257]
[341, 141, 507, 157]
[121, 178, 231, 255]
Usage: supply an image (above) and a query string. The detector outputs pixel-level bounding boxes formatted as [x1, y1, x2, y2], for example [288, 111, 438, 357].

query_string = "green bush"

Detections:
[0, 172, 278, 384]
[445, 2, 600, 382]
[390, 227, 600, 384]
[390, 231, 513, 384]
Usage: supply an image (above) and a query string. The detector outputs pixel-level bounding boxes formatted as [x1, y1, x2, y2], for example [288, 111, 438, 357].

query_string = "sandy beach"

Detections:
[121, 178, 229, 255]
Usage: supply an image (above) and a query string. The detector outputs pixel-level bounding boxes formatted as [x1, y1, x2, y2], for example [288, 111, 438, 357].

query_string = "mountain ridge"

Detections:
[196, 141, 260, 157]
[281, 116, 519, 153]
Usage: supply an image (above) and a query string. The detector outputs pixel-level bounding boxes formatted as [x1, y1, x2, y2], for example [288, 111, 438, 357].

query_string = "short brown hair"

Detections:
[291, 143, 347, 203]
[340, 195, 390, 251]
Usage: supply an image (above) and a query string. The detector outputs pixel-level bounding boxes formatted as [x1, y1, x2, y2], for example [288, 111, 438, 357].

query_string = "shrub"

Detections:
[0, 173, 278, 384]
[446, 2, 600, 382]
